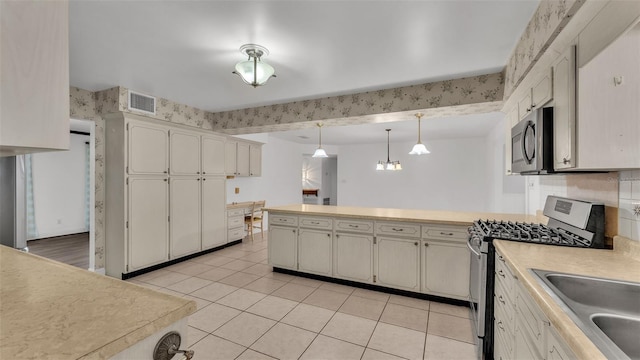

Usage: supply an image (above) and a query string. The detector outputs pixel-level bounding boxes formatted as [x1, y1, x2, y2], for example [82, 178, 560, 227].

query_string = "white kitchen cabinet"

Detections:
[170, 130, 200, 176]
[227, 208, 246, 242]
[298, 229, 332, 276]
[553, 46, 577, 170]
[250, 144, 262, 177]
[169, 177, 201, 258]
[514, 318, 541, 360]
[202, 134, 226, 175]
[577, 22, 640, 169]
[268, 226, 298, 270]
[422, 240, 469, 299]
[375, 237, 420, 291]
[128, 122, 169, 175]
[547, 324, 577, 360]
[0, 1, 70, 156]
[202, 176, 227, 249]
[505, 107, 518, 175]
[224, 140, 238, 175]
[334, 233, 374, 283]
[516, 71, 553, 121]
[128, 177, 169, 272]
[236, 141, 250, 176]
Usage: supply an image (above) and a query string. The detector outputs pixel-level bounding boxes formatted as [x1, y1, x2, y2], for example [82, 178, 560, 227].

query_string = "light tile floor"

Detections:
[126, 236, 477, 360]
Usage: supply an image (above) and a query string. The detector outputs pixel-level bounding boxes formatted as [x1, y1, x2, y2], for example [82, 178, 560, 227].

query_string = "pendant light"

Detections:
[233, 44, 276, 87]
[409, 112, 430, 155]
[377, 129, 402, 171]
[312, 123, 328, 158]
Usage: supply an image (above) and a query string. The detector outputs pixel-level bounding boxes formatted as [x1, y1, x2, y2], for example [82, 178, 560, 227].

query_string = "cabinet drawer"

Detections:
[376, 222, 421, 238]
[335, 219, 374, 234]
[421, 225, 467, 241]
[495, 251, 516, 300]
[227, 209, 245, 217]
[228, 227, 244, 241]
[269, 214, 298, 227]
[299, 216, 332, 230]
[516, 282, 548, 356]
[228, 216, 244, 228]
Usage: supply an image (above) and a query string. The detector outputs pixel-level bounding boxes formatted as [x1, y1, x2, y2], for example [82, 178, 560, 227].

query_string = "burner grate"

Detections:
[469, 220, 593, 248]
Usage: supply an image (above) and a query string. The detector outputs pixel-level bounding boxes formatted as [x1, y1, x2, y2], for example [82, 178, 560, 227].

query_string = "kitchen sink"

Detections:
[531, 269, 640, 360]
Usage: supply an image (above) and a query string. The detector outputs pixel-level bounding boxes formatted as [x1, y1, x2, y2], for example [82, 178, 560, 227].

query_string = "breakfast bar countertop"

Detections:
[264, 204, 542, 225]
[494, 236, 640, 360]
[0, 246, 196, 359]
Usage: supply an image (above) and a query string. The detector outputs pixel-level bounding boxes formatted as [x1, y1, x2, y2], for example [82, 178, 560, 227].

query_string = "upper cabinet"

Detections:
[128, 122, 169, 175]
[576, 22, 640, 170]
[201, 134, 226, 175]
[0, 1, 70, 156]
[552, 47, 577, 170]
[517, 71, 553, 121]
[169, 130, 200, 175]
[225, 138, 263, 177]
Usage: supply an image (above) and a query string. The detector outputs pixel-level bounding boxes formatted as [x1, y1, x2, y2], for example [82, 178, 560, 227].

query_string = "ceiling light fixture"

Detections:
[312, 123, 328, 158]
[377, 129, 402, 171]
[233, 44, 276, 87]
[409, 112, 430, 155]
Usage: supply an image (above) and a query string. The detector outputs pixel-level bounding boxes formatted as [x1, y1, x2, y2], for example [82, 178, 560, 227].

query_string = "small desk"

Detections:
[226, 202, 256, 241]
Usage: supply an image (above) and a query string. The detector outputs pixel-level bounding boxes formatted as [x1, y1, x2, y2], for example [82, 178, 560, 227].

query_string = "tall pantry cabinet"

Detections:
[105, 114, 227, 278]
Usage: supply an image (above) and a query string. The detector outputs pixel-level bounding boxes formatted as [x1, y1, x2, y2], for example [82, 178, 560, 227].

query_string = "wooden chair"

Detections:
[244, 200, 265, 242]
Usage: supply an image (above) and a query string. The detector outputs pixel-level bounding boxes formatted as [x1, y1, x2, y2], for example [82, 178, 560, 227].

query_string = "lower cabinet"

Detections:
[334, 233, 374, 283]
[128, 177, 169, 272]
[376, 236, 420, 291]
[268, 226, 297, 270]
[298, 229, 332, 276]
[170, 177, 202, 258]
[202, 176, 227, 249]
[422, 238, 470, 300]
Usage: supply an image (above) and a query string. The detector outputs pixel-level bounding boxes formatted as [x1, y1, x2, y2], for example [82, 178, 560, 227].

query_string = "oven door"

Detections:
[468, 234, 487, 349]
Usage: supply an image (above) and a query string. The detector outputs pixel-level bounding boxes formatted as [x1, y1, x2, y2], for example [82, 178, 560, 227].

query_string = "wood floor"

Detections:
[28, 233, 89, 269]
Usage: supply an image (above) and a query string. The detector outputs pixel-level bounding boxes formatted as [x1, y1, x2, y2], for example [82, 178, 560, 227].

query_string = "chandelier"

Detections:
[233, 44, 276, 87]
[376, 129, 402, 171]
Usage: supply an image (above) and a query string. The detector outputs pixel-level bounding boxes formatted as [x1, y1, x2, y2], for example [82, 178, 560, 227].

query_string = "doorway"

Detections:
[302, 155, 337, 205]
[26, 119, 96, 270]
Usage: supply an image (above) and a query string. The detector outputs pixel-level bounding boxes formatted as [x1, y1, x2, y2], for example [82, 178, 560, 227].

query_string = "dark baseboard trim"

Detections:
[122, 239, 242, 280]
[274, 267, 471, 308]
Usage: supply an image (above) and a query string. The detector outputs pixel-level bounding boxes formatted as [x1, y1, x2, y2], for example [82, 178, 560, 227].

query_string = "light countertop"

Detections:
[494, 236, 640, 360]
[0, 246, 196, 359]
[264, 204, 543, 225]
[227, 201, 255, 210]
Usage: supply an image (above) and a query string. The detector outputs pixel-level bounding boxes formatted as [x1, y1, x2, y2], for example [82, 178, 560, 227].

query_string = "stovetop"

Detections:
[470, 220, 596, 248]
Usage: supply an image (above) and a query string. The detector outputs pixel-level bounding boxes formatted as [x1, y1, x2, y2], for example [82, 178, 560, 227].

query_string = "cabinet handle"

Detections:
[562, 157, 571, 164]
[163, 179, 167, 182]
[336, 234, 340, 238]
[348, 224, 359, 228]
[498, 269, 505, 278]
[497, 321, 505, 331]
[327, 233, 330, 238]
[424, 242, 429, 247]
[203, 178, 206, 181]
[310, 221, 320, 225]
[526, 107, 531, 112]
[414, 242, 418, 246]
[392, 228, 404, 232]
[197, 178, 201, 181]
[440, 232, 454, 236]
[531, 104, 536, 108]
[163, 170, 168, 174]
[498, 295, 505, 305]
[197, 171, 200, 174]
[203, 171, 206, 174]
[292, 229, 296, 233]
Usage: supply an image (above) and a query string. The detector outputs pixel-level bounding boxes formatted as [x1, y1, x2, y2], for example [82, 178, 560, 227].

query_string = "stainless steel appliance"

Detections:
[0, 155, 28, 250]
[467, 196, 605, 359]
[511, 107, 554, 174]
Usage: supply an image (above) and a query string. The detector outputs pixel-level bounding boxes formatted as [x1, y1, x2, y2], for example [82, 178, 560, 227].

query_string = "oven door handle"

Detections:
[467, 237, 482, 257]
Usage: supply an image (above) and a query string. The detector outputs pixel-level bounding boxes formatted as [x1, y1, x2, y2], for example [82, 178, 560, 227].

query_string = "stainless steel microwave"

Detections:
[511, 107, 554, 174]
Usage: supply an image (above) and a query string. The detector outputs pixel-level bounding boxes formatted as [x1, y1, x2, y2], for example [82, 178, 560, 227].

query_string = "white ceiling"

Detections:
[69, 1, 539, 115]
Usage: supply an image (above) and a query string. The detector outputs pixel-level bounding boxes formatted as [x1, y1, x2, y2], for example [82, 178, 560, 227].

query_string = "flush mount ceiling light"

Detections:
[409, 112, 430, 155]
[232, 44, 276, 87]
[312, 123, 328, 158]
[377, 129, 402, 171]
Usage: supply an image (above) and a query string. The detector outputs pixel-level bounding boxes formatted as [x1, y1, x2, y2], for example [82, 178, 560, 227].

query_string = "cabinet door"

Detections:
[578, 24, 640, 169]
[224, 141, 237, 175]
[236, 142, 250, 176]
[128, 177, 168, 271]
[548, 325, 577, 360]
[298, 229, 332, 276]
[202, 135, 225, 175]
[334, 233, 374, 283]
[202, 176, 226, 249]
[249, 145, 262, 177]
[170, 130, 200, 175]
[532, 71, 553, 109]
[553, 46, 576, 170]
[268, 226, 297, 270]
[376, 237, 420, 291]
[518, 92, 533, 120]
[422, 240, 470, 299]
[0, 1, 69, 154]
[505, 108, 518, 175]
[514, 320, 541, 360]
[128, 122, 168, 175]
[170, 177, 201, 258]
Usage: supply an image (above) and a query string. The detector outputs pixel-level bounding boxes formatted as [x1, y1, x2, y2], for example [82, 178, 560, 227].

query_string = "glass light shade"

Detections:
[234, 60, 276, 86]
[409, 143, 430, 155]
[312, 147, 328, 158]
[376, 161, 385, 170]
[386, 161, 394, 170]
[394, 162, 402, 170]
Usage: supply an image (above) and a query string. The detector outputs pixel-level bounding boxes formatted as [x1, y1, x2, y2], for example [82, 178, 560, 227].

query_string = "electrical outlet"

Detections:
[235, 187, 240, 194]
